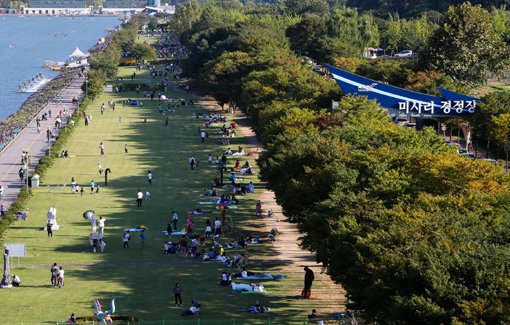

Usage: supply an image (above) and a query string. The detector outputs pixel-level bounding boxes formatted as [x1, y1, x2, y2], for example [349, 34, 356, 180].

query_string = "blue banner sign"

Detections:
[326, 65, 480, 116]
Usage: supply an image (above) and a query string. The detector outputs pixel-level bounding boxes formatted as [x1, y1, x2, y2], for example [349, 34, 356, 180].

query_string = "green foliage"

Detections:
[112, 26, 138, 53]
[89, 44, 121, 79]
[491, 4, 510, 43]
[171, 0, 203, 37]
[200, 51, 254, 106]
[147, 17, 159, 32]
[85, 69, 107, 99]
[345, 0, 510, 18]
[285, 16, 325, 52]
[471, 91, 510, 142]
[489, 112, 510, 168]
[380, 13, 438, 53]
[241, 59, 341, 129]
[291, 7, 380, 61]
[423, 2, 510, 88]
[283, 0, 329, 16]
[131, 43, 156, 62]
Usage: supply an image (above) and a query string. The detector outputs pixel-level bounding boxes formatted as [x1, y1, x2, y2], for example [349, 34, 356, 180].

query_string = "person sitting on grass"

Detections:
[234, 267, 255, 278]
[182, 300, 201, 316]
[202, 188, 208, 196]
[220, 271, 229, 286]
[164, 241, 170, 254]
[67, 313, 77, 323]
[210, 187, 218, 196]
[169, 242, 177, 254]
[207, 248, 217, 260]
[220, 253, 230, 264]
[249, 301, 269, 314]
[231, 195, 239, 205]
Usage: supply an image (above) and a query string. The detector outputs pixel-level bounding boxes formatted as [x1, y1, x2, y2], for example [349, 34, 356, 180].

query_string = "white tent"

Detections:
[69, 47, 87, 58]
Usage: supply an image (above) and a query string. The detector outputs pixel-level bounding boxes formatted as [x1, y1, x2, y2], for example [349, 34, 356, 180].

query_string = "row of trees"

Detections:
[86, 14, 152, 98]
[172, 1, 510, 323]
[176, 0, 510, 88]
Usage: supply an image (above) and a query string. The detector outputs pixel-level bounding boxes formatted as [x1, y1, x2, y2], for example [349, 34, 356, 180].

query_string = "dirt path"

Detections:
[198, 98, 347, 314]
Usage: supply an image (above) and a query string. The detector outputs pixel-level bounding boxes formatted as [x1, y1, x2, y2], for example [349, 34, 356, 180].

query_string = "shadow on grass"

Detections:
[39, 66, 307, 322]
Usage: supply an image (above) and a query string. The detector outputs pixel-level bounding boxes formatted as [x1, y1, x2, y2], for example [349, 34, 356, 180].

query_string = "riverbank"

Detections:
[0, 68, 80, 150]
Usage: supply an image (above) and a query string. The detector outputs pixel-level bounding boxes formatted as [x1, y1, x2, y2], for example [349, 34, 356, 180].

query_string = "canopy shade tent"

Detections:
[69, 47, 87, 58]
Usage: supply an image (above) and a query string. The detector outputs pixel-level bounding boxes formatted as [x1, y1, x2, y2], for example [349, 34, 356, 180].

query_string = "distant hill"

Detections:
[346, 0, 510, 17]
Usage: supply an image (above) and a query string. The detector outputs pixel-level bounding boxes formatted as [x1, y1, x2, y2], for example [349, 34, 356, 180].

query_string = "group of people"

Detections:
[50, 262, 65, 288]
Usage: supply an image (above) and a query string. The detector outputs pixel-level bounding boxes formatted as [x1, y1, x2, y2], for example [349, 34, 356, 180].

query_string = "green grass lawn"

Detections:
[0, 66, 325, 324]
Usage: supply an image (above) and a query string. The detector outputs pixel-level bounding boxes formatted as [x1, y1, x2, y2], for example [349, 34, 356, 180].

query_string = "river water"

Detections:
[0, 16, 120, 120]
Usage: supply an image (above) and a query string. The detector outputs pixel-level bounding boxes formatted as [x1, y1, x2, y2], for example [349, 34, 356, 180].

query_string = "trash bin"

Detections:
[31, 174, 40, 188]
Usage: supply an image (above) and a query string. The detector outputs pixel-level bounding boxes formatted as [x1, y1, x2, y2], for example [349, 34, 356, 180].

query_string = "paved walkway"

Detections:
[0, 73, 86, 210]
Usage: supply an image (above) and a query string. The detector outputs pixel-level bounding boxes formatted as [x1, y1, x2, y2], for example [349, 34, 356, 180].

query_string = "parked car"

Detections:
[393, 116, 408, 126]
[480, 158, 499, 165]
[460, 153, 476, 160]
[395, 50, 413, 58]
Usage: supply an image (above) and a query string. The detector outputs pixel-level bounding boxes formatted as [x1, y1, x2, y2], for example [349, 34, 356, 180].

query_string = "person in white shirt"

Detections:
[182, 300, 200, 316]
[137, 189, 143, 207]
[147, 171, 152, 185]
[58, 266, 64, 288]
[214, 217, 222, 236]
[123, 231, 131, 248]
[98, 216, 105, 235]
[99, 239, 106, 253]
[145, 191, 151, 200]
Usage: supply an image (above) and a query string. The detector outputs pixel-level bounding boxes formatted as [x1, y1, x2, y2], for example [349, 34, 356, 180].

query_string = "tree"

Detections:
[112, 26, 138, 53]
[200, 51, 255, 107]
[285, 16, 325, 53]
[283, 0, 329, 16]
[170, 0, 203, 37]
[490, 113, 510, 171]
[131, 43, 156, 62]
[422, 2, 510, 87]
[147, 17, 158, 32]
[89, 44, 121, 79]
[471, 91, 510, 158]
[85, 69, 107, 99]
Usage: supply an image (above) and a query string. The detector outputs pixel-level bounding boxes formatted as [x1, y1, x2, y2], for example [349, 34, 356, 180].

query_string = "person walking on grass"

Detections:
[123, 231, 130, 248]
[255, 200, 262, 218]
[208, 154, 212, 166]
[99, 142, 104, 155]
[137, 189, 143, 207]
[147, 171, 152, 185]
[125, 144, 128, 154]
[90, 180, 95, 194]
[174, 283, 183, 306]
[172, 211, 178, 231]
[57, 266, 64, 288]
[47, 220, 53, 238]
[189, 156, 195, 170]
[50, 263, 58, 287]
[98, 216, 105, 235]
[165, 117, 169, 128]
